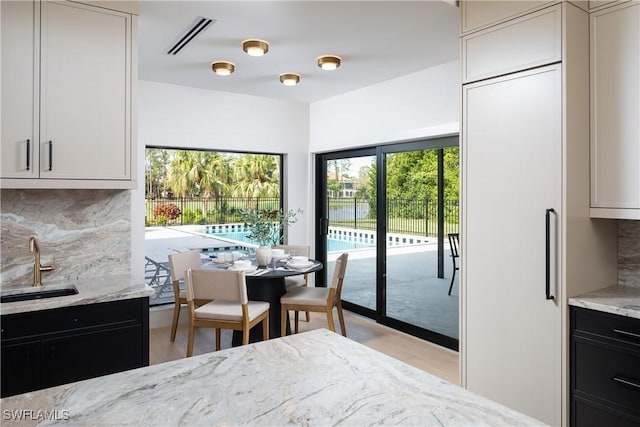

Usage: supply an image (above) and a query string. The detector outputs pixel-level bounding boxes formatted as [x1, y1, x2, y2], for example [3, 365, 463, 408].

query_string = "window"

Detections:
[144, 147, 283, 305]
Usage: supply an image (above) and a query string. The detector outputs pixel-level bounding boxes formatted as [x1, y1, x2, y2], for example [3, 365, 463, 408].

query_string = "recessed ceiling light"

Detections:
[211, 61, 235, 76]
[242, 39, 269, 56]
[317, 55, 341, 71]
[279, 73, 300, 86]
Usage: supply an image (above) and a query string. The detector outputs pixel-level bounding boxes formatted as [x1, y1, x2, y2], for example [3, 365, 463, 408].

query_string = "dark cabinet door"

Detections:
[1, 340, 41, 397]
[41, 325, 142, 388]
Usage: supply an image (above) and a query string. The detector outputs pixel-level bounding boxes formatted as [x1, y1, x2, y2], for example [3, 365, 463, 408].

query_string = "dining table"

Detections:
[204, 256, 323, 345]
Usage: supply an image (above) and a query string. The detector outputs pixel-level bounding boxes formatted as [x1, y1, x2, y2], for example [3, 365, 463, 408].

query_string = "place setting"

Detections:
[281, 255, 315, 272]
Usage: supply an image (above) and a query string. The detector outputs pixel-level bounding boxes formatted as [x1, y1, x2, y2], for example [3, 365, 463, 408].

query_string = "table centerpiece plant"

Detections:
[241, 208, 302, 266]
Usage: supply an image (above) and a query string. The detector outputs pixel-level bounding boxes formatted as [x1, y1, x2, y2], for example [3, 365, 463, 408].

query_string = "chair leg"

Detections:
[305, 311, 310, 322]
[215, 328, 221, 351]
[294, 310, 299, 334]
[336, 301, 346, 337]
[326, 306, 336, 333]
[448, 265, 456, 295]
[242, 329, 249, 345]
[263, 314, 269, 341]
[170, 303, 180, 342]
[281, 305, 288, 337]
[186, 324, 195, 357]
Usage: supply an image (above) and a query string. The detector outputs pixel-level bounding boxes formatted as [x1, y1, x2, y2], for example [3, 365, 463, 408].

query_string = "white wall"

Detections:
[131, 81, 311, 276]
[132, 62, 461, 276]
[309, 60, 460, 152]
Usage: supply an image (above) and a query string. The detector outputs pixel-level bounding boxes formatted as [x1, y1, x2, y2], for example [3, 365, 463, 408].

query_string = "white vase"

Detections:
[255, 245, 272, 267]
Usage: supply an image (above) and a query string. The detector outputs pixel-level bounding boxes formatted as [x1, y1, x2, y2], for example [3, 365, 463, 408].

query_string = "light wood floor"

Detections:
[150, 310, 460, 385]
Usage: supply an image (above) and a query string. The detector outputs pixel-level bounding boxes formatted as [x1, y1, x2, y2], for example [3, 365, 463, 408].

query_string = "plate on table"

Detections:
[272, 253, 290, 261]
[229, 265, 257, 272]
[286, 261, 314, 270]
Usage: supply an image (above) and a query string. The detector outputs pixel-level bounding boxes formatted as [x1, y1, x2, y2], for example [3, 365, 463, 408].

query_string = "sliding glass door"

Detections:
[316, 137, 459, 350]
[316, 149, 378, 316]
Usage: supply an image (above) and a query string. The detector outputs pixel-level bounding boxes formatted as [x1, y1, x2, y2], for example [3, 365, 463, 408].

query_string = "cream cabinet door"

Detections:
[590, 1, 640, 217]
[39, 1, 131, 180]
[462, 4, 561, 84]
[460, 0, 556, 33]
[1, 1, 39, 178]
[462, 65, 562, 426]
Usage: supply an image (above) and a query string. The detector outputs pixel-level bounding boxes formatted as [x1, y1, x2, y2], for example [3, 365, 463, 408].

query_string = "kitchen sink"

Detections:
[1, 284, 78, 303]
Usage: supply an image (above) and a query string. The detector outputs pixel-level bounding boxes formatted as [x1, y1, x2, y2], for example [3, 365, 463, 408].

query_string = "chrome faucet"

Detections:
[29, 236, 55, 287]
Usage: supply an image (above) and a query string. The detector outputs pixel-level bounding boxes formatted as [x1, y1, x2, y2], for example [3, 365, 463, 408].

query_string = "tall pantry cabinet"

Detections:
[460, 2, 617, 426]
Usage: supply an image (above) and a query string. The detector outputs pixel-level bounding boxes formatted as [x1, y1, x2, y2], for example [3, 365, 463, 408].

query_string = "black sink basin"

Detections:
[1, 285, 78, 303]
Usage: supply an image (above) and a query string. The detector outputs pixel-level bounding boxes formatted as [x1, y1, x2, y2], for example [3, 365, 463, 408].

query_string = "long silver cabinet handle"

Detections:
[612, 328, 640, 340]
[612, 376, 640, 390]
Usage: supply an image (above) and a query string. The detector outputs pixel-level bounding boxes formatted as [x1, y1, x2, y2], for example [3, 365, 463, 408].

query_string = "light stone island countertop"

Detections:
[0, 274, 153, 316]
[569, 284, 640, 320]
[0, 329, 544, 427]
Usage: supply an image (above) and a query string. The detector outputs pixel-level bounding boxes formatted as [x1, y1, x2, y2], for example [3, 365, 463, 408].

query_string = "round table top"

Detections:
[203, 259, 323, 279]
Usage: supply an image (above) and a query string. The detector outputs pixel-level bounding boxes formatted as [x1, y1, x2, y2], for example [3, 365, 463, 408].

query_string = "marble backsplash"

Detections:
[0, 189, 131, 289]
[0, 188, 638, 290]
[619, 220, 640, 287]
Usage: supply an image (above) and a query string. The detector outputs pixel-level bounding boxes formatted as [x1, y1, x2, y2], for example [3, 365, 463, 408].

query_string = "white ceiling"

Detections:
[138, 1, 460, 104]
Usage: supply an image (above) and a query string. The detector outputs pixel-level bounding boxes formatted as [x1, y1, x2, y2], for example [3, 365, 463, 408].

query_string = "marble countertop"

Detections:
[569, 284, 640, 320]
[0, 329, 544, 426]
[0, 274, 153, 316]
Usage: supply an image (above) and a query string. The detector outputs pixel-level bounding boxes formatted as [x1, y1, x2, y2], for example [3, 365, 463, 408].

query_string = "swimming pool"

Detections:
[207, 228, 378, 252]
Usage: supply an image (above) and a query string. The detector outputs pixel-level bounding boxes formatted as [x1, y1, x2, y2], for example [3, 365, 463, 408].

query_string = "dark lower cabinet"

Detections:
[570, 306, 640, 427]
[1, 340, 41, 397]
[1, 297, 149, 398]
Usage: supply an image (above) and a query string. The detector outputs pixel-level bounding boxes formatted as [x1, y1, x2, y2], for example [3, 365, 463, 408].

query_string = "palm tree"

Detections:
[167, 151, 195, 198]
[232, 155, 280, 202]
[167, 151, 231, 219]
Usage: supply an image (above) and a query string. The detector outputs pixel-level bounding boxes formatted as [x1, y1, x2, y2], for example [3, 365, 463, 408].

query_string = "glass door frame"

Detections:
[315, 136, 459, 350]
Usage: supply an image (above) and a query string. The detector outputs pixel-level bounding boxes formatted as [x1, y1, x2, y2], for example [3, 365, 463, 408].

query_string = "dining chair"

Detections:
[167, 250, 202, 342]
[280, 253, 348, 337]
[185, 268, 269, 357]
[447, 233, 460, 295]
[273, 244, 311, 322]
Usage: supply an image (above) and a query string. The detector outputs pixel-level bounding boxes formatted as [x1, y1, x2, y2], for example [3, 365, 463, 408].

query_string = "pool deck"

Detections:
[145, 226, 459, 341]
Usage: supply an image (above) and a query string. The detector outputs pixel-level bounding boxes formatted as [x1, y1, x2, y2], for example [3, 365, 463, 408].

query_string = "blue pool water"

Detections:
[208, 229, 377, 252]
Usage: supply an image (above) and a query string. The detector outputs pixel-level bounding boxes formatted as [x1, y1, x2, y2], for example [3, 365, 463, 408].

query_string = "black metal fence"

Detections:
[327, 197, 459, 237]
[145, 197, 280, 226]
[146, 196, 459, 237]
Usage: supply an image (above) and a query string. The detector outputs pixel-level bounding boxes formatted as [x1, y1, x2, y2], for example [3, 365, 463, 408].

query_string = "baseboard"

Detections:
[149, 304, 188, 329]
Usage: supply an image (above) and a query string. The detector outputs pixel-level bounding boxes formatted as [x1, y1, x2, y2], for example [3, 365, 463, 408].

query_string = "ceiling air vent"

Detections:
[166, 16, 215, 55]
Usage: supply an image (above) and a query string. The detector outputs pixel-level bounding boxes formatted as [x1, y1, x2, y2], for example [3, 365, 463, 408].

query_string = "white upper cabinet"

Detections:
[462, 4, 562, 83]
[460, 0, 556, 34]
[0, 0, 136, 189]
[589, 0, 619, 11]
[1, 1, 39, 178]
[590, 1, 640, 219]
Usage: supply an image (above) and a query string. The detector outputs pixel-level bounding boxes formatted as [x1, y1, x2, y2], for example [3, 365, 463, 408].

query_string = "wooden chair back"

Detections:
[186, 269, 248, 304]
[329, 253, 348, 303]
[168, 250, 202, 283]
